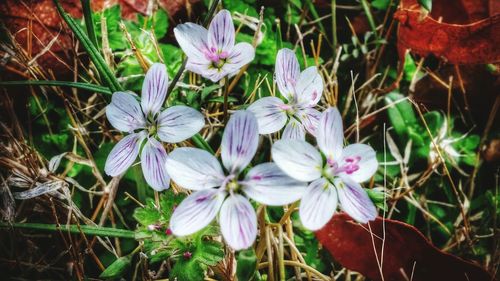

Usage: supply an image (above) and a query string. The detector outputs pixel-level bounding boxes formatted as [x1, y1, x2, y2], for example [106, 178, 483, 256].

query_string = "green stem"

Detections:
[360, 0, 378, 36]
[0, 222, 135, 239]
[331, 0, 337, 54]
[0, 80, 112, 95]
[81, 0, 98, 48]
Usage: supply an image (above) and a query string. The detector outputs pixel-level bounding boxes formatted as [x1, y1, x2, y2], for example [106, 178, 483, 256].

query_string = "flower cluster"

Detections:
[104, 9, 379, 250]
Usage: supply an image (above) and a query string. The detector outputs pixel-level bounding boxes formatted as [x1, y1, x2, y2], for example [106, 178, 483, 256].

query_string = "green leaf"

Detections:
[0, 222, 135, 239]
[385, 92, 417, 137]
[237, 249, 257, 281]
[100, 256, 131, 279]
[418, 0, 432, 11]
[191, 133, 215, 154]
[371, 0, 391, 10]
[133, 199, 161, 226]
[0, 80, 112, 95]
[208, 96, 239, 103]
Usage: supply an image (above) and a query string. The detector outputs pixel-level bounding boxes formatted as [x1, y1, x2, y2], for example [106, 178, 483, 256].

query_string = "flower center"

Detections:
[322, 156, 361, 181]
[205, 47, 229, 70]
[226, 179, 239, 192]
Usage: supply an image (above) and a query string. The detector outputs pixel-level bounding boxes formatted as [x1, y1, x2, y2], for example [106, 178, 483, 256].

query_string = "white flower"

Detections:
[104, 63, 205, 191]
[174, 9, 255, 82]
[248, 48, 323, 140]
[272, 107, 378, 230]
[166, 111, 307, 250]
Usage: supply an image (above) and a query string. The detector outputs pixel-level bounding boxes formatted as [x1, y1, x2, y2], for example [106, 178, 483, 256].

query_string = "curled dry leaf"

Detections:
[315, 213, 493, 281]
[394, 0, 500, 64]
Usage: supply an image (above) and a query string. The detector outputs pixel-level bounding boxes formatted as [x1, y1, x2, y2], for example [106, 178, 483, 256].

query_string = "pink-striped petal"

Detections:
[339, 144, 378, 183]
[242, 163, 307, 206]
[174, 22, 210, 62]
[336, 177, 377, 223]
[140, 138, 170, 191]
[247, 97, 287, 134]
[222, 42, 255, 74]
[271, 139, 322, 182]
[186, 61, 221, 82]
[157, 105, 204, 143]
[317, 107, 344, 162]
[170, 188, 226, 236]
[282, 118, 306, 140]
[275, 48, 300, 101]
[295, 66, 323, 107]
[296, 107, 321, 136]
[165, 147, 225, 191]
[141, 63, 168, 116]
[219, 194, 257, 250]
[106, 91, 146, 133]
[221, 111, 259, 173]
[299, 178, 338, 230]
[104, 132, 146, 176]
[208, 10, 235, 53]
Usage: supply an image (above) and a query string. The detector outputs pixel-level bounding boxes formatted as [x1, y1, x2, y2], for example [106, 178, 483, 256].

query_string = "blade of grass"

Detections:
[53, 0, 122, 92]
[0, 80, 112, 95]
[81, 0, 98, 48]
[360, 0, 378, 35]
[0, 222, 135, 239]
[191, 133, 215, 154]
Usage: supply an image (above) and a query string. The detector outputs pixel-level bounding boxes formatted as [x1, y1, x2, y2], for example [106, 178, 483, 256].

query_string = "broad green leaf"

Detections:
[100, 256, 131, 279]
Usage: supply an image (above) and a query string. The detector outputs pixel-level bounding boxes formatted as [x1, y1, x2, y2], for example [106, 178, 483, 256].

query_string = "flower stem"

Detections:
[223, 77, 229, 123]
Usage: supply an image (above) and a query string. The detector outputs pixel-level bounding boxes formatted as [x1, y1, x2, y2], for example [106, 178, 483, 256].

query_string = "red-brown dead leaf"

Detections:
[394, 0, 500, 64]
[315, 213, 493, 281]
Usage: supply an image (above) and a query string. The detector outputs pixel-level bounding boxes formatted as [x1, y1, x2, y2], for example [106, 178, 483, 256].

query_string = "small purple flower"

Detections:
[174, 9, 255, 82]
[166, 111, 307, 250]
[271, 107, 378, 230]
[248, 48, 323, 140]
[104, 63, 205, 191]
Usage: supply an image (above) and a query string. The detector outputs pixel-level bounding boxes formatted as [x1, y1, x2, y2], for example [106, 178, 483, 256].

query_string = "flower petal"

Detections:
[282, 118, 306, 140]
[336, 177, 377, 223]
[221, 110, 259, 173]
[299, 178, 338, 231]
[219, 194, 257, 250]
[157, 105, 205, 143]
[339, 143, 378, 182]
[242, 163, 307, 206]
[104, 132, 146, 176]
[186, 61, 225, 82]
[295, 66, 323, 106]
[275, 48, 300, 101]
[106, 91, 146, 132]
[222, 42, 255, 74]
[174, 22, 210, 62]
[296, 107, 321, 136]
[271, 139, 322, 182]
[140, 138, 170, 191]
[165, 147, 224, 190]
[170, 188, 226, 236]
[141, 63, 168, 116]
[317, 107, 344, 162]
[247, 97, 287, 134]
[208, 10, 235, 53]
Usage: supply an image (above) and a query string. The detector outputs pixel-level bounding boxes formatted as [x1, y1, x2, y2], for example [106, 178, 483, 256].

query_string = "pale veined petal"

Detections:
[247, 97, 287, 134]
[296, 107, 321, 136]
[299, 178, 338, 231]
[221, 110, 259, 173]
[336, 177, 377, 223]
[141, 63, 168, 116]
[106, 91, 146, 132]
[275, 48, 300, 101]
[271, 139, 322, 182]
[242, 163, 307, 206]
[104, 132, 146, 176]
[157, 105, 205, 143]
[295, 66, 323, 106]
[282, 118, 306, 140]
[174, 22, 210, 62]
[222, 42, 255, 74]
[338, 143, 378, 183]
[208, 9, 235, 53]
[219, 194, 257, 250]
[317, 107, 344, 162]
[165, 147, 225, 190]
[140, 138, 170, 191]
[170, 188, 226, 236]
